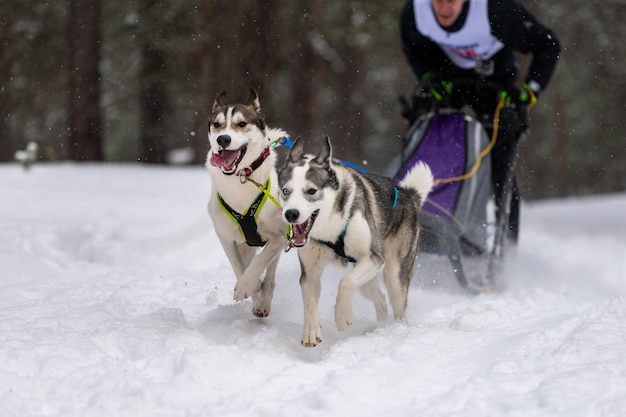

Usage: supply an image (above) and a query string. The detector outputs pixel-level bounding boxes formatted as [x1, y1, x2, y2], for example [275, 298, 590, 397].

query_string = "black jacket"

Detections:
[400, 0, 560, 93]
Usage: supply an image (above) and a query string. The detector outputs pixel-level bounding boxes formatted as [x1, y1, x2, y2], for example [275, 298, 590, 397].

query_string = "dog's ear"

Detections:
[246, 88, 261, 112]
[314, 136, 332, 166]
[288, 137, 305, 163]
[213, 91, 228, 110]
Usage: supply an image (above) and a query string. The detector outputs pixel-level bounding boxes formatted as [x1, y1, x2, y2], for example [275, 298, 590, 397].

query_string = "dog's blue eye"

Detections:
[282, 188, 290, 196]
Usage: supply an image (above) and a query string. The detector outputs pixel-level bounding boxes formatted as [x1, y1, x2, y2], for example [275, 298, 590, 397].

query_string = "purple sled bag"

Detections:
[385, 112, 491, 251]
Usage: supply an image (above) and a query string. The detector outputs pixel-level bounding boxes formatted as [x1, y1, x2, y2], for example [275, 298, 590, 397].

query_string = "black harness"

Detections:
[217, 184, 268, 247]
[315, 226, 357, 263]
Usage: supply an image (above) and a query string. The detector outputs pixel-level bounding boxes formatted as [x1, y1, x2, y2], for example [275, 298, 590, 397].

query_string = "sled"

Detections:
[386, 87, 521, 293]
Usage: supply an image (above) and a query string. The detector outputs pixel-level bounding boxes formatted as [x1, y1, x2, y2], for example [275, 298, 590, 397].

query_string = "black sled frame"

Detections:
[398, 81, 526, 294]
[417, 154, 517, 294]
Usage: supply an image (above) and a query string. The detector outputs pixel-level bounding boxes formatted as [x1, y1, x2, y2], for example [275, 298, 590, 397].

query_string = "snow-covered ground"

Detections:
[1, 163, 625, 417]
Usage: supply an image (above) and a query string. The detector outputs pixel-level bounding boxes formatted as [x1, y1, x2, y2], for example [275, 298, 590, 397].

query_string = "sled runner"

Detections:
[386, 82, 524, 293]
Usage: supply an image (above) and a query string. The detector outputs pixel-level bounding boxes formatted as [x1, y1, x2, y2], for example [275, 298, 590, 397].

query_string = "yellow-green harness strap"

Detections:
[217, 182, 270, 247]
[217, 178, 291, 247]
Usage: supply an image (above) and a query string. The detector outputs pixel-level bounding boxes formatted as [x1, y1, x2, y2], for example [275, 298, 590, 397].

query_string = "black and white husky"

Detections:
[277, 137, 433, 347]
[206, 88, 288, 318]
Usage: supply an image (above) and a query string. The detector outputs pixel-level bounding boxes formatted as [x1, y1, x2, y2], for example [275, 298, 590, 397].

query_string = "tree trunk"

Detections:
[67, 0, 103, 161]
[291, 0, 324, 140]
[139, 43, 169, 164]
[189, 0, 215, 164]
[245, 0, 278, 97]
[209, 0, 247, 99]
[335, 8, 364, 163]
[552, 75, 568, 195]
[0, 98, 11, 162]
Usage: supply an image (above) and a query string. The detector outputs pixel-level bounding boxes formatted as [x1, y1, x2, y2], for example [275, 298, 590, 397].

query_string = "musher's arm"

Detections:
[489, 0, 561, 94]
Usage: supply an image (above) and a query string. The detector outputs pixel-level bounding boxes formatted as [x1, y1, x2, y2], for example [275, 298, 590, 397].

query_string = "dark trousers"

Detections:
[453, 88, 524, 244]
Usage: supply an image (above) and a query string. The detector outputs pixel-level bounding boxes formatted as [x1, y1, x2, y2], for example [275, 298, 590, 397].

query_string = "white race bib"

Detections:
[413, 0, 504, 69]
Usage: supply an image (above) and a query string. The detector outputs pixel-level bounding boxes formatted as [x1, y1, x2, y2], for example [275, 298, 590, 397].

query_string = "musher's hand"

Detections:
[499, 84, 537, 110]
[417, 72, 452, 102]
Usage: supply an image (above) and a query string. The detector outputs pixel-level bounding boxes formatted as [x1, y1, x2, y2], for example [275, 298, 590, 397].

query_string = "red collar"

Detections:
[237, 146, 271, 178]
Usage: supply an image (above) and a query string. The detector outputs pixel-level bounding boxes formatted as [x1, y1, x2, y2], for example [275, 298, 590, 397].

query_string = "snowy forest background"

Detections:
[1, 0, 624, 199]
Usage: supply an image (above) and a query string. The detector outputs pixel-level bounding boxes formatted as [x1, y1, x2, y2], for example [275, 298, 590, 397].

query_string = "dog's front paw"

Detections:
[233, 279, 261, 301]
[335, 316, 353, 332]
[334, 294, 354, 331]
[301, 324, 322, 347]
[252, 304, 270, 318]
[334, 306, 353, 332]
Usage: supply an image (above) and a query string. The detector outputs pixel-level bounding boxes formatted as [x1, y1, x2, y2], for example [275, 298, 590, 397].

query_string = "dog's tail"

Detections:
[267, 127, 289, 145]
[398, 161, 433, 207]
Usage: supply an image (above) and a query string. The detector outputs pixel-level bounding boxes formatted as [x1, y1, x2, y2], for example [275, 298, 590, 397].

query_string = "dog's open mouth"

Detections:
[289, 209, 319, 247]
[209, 146, 247, 175]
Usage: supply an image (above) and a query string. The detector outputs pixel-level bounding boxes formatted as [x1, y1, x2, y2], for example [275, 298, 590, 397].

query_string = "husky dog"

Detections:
[206, 88, 288, 317]
[277, 137, 433, 347]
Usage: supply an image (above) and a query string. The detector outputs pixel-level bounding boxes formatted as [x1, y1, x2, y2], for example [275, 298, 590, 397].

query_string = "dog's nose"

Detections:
[216, 135, 231, 149]
[284, 209, 300, 224]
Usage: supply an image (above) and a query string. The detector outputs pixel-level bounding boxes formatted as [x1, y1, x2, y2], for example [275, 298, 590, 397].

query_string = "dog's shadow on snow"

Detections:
[192, 301, 305, 351]
[189, 256, 476, 360]
[191, 297, 397, 362]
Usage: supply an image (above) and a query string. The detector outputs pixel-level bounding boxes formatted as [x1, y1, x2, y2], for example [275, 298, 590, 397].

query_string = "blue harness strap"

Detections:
[390, 186, 399, 208]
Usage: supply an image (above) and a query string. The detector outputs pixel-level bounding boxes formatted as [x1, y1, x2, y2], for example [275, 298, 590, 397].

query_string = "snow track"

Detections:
[1, 164, 625, 417]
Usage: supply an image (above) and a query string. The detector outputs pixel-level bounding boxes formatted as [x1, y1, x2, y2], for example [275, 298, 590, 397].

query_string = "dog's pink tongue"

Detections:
[293, 223, 308, 246]
[209, 153, 226, 167]
[210, 150, 239, 169]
